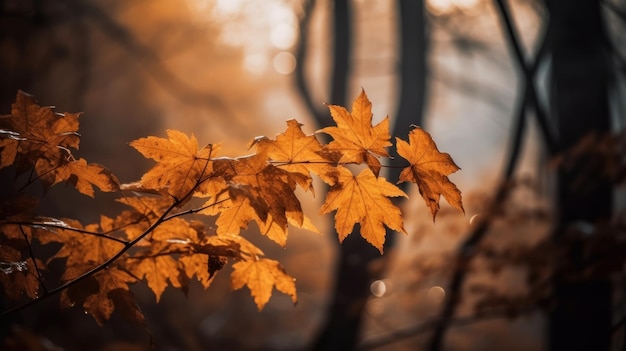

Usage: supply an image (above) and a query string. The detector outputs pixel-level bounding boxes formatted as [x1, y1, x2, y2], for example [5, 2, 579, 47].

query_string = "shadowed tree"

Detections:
[295, 0, 429, 349]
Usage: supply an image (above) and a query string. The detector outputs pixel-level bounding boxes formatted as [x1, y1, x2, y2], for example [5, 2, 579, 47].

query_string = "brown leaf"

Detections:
[396, 127, 464, 220]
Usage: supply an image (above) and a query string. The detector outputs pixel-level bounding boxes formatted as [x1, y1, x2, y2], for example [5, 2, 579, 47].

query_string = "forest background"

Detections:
[1, 0, 625, 350]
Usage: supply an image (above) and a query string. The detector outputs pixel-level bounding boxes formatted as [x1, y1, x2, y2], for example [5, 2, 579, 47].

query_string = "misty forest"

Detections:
[1, 0, 626, 350]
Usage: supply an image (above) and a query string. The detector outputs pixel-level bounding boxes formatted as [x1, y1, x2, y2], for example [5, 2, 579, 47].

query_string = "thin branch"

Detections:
[19, 225, 48, 294]
[0, 162, 220, 317]
[6, 220, 130, 245]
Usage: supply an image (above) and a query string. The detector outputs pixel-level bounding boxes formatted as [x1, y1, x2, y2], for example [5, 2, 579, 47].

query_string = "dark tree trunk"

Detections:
[546, 0, 613, 349]
[312, 1, 427, 349]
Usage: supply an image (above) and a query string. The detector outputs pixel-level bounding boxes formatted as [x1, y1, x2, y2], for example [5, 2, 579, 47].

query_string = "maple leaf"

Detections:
[49, 219, 126, 276]
[127, 242, 183, 302]
[130, 130, 218, 201]
[396, 127, 464, 220]
[0, 91, 80, 173]
[60, 267, 140, 326]
[320, 166, 407, 253]
[52, 158, 120, 197]
[0, 92, 120, 196]
[320, 89, 392, 176]
[231, 258, 297, 310]
[0, 245, 42, 300]
[250, 119, 338, 191]
[203, 153, 305, 246]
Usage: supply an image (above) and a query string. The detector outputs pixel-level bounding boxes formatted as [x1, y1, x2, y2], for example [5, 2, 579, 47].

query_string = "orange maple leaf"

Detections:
[231, 258, 297, 311]
[204, 153, 305, 246]
[0, 92, 119, 196]
[0, 91, 80, 172]
[320, 166, 407, 253]
[130, 130, 218, 201]
[396, 127, 464, 220]
[320, 89, 392, 176]
[52, 158, 120, 197]
[251, 119, 338, 191]
[127, 242, 183, 302]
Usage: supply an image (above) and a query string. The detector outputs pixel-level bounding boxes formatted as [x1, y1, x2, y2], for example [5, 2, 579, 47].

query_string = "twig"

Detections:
[19, 225, 48, 294]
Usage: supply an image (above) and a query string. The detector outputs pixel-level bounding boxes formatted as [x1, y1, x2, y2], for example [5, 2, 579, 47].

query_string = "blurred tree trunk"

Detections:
[546, 0, 613, 349]
[312, 0, 427, 349]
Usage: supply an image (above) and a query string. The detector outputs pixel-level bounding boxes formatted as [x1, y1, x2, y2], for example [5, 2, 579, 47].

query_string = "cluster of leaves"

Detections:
[0, 89, 462, 326]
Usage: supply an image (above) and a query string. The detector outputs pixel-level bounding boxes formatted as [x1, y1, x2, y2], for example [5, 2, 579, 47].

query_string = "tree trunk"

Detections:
[546, 0, 613, 349]
[312, 1, 427, 349]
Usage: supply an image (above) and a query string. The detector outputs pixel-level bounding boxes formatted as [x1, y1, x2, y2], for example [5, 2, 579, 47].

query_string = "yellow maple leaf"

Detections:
[251, 119, 338, 191]
[320, 89, 392, 176]
[130, 130, 218, 201]
[396, 127, 464, 220]
[320, 166, 407, 253]
[231, 258, 297, 310]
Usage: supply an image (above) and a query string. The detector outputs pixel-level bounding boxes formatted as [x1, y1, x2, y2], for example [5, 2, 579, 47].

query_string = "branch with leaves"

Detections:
[0, 89, 463, 327]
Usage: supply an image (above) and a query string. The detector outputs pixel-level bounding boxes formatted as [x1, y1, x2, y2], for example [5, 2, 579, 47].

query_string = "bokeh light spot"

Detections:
[270, 23, 297, 50]
[273, 52, 296, 75]
[428, 285, 446, 303]
[370, 280, 387, 297]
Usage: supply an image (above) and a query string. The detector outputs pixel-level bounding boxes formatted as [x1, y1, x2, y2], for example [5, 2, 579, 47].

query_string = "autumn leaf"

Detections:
[53, 158, 120, 197]
[130, 130, 218, 201]
[0, 245, 41, 300]
[60, 267, 139, 326]
[203, 153, 305, 246]
[127, 242, 183, 302]
[0, 91, 80, 173]
[231, 258, 297, 310]
[251, 119, 338, 191]
[0, 91, 119, 196]
[320, 166, 407, 253]
[396, 127, 464, 220]
[320, 89, 392, 176]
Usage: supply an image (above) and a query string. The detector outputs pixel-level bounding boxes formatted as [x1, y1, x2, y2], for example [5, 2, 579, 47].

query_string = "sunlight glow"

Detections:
[271, 23, 297, 50]
[427, 0, 480, 15]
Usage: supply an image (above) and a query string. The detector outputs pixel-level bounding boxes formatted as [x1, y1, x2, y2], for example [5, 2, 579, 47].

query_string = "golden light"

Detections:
[270, 23, 297, 50]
